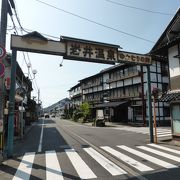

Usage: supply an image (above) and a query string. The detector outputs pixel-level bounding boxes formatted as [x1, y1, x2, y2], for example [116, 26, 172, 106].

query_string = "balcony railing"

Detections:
[82, 81, 103, 89]
[106, 71, 140, 84]
[107, 92, 141, 100]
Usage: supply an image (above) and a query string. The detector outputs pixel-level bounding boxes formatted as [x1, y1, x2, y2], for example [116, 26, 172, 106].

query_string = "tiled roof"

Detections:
[159, 90, 180, 102]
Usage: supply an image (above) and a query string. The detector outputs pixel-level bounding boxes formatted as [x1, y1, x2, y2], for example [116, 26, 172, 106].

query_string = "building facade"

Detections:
[70, 56, 170, 126]
[151, 8, 180, 139]
[69, 83, 82, 107]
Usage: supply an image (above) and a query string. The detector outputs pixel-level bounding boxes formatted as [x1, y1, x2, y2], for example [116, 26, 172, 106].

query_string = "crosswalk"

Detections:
[12, 144, 180, 180]
[113, 126, 172, 138]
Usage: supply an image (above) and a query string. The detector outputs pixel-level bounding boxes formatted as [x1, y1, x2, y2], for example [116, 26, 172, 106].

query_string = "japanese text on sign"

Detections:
[65, 41, 119, 64]
[118, 51, 151, 65]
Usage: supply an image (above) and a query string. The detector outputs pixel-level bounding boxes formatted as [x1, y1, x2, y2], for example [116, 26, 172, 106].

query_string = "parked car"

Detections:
[44, 114, 50, 118]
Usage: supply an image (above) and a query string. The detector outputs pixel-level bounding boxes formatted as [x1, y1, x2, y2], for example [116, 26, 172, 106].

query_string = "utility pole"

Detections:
[147, 65, 154, 143]
[0, 0, 8, 45]
[0, 0, 8, 162]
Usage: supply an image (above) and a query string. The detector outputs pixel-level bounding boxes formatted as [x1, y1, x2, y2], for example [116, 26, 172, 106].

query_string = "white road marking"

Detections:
[113, 127, 172, 137]
[148, 144, 180, 155]
[84, 147, 127, 176]
[38, 119, 44, 152]
[138, 146, 180, 162]
[155, 131, 171, 134]
[118, 145, 177, 169]
[65, 148, 97, 179]
[13, 152, 35, 180]
[101, 146, 153, 172]
[157, 134, 172, 137]
[45, 150, 64, 180]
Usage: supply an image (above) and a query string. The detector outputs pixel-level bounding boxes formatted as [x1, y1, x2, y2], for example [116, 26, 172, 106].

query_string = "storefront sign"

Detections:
[61, 36, 120, 64]
[118, 51, 151, 65]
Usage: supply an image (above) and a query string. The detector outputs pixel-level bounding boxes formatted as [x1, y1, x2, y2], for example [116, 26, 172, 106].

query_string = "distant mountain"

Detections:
[43, 98, 71, 113]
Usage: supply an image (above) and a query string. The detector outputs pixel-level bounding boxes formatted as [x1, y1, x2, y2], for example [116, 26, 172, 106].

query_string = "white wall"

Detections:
[169, 45, 180, 77]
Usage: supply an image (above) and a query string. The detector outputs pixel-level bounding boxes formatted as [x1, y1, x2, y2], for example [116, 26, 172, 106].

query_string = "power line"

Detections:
[7, 25, 60, 40]
[33, 0, 155, 43]
[9, 16, 18, 34]
[11, 0, 40, 92]
[104, 0, 174, 16]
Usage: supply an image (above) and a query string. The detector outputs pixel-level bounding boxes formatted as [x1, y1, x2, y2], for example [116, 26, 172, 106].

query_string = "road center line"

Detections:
[38, 119, 44, 152]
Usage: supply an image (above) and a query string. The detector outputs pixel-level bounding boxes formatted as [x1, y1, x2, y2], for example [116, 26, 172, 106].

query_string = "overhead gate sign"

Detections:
[60, 36, 120, 64]
[11, 32, 151, 65]
[118, 51, 151, 64]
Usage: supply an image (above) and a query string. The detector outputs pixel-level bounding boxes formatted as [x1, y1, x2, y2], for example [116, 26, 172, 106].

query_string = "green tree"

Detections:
[79, 102, 90, 122]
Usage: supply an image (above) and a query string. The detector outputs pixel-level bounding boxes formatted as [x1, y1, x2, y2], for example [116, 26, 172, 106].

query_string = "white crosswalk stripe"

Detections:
[101, 146, 153, 172]
[65, 148, 97, 179]
[114, 126, 172, 138]
[13, 152, 35, 180]
[137, 146, 180, 162]
[84, 147, 127, 175]
[147, 143, 180, 155]
[117, 145, 177, 169]
[12, 144, 180, 179]
[45, 150, 64, 180]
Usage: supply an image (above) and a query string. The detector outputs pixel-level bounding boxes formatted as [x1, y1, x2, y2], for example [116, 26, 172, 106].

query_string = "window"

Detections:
[134, 107, 142, 116]
[163, 107, 170, 117]
[162, 83, 169, 92]
[124, 68, 128, 77]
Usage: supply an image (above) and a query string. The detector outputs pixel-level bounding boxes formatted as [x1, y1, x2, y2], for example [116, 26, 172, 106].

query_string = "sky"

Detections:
[1, 0, 180, 107]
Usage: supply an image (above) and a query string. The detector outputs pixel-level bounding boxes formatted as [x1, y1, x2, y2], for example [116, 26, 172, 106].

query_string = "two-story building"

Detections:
[3, 54, 35, 138]
[68, 83, 82, 107]
[70, 53, 170, 126]
[151, 8, 180, 139]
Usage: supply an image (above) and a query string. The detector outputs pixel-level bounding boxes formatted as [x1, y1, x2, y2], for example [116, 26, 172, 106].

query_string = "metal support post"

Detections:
[0, 0, 8, 45]
[153, 96, 157, 143]
[20, 75, 24, 140]
[147, 65, 154, 143]
[7, 50, 17, 158]
[0, 0, 8, 162]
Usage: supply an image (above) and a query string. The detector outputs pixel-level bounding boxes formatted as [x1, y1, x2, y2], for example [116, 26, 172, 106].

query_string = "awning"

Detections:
[94, 101, 128, 108]
[159, 90, 180, 102]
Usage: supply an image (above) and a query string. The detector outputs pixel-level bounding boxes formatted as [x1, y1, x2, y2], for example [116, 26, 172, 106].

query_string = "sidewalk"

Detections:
[82, 121, 180, 147]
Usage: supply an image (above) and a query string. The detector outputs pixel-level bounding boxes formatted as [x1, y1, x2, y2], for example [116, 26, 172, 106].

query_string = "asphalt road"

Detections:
[0, 118, 180, 180]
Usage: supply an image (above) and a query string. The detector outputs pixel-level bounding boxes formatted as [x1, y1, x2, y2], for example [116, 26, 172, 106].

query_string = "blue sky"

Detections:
[3, 0, 180, 107]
